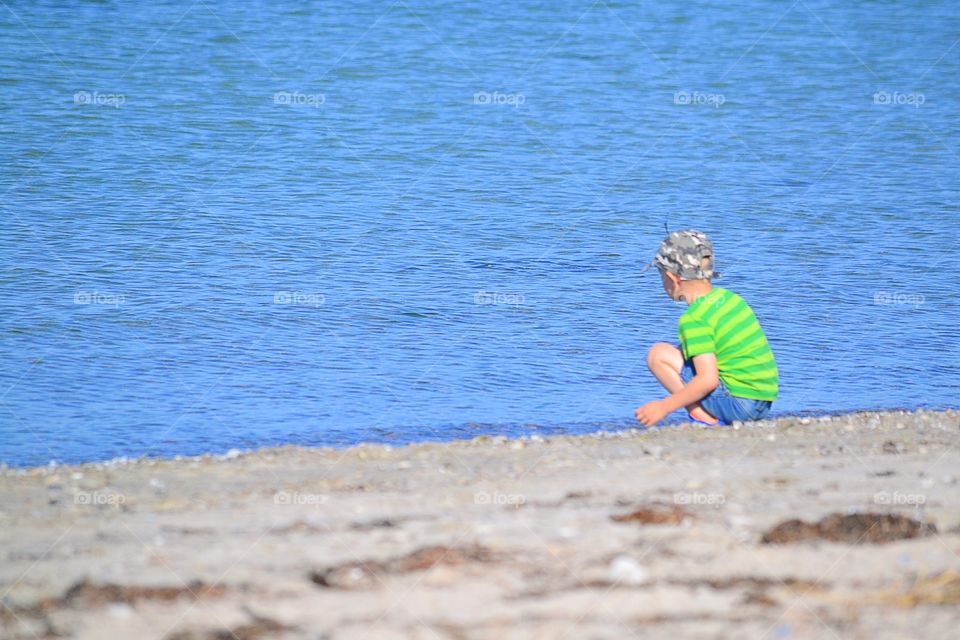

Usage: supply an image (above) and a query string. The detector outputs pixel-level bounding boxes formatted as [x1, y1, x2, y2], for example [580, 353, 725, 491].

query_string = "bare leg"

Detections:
[646, 342, 719, 424]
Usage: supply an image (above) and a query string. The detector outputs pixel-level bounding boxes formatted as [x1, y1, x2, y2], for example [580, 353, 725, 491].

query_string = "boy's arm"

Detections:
[635, 353, 719, 426]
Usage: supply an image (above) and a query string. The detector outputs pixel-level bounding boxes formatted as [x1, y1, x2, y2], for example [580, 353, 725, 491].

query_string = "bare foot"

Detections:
[688, 406, 719, 425]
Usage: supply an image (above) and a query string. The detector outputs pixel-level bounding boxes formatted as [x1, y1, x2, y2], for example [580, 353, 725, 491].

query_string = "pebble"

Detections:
[347, 567, 365, 582]
[645, 446, 665, 460]
[882, 441, 902, 454]
[607, 555, 650, 586]
[106, 603, 135, 619]
[800, 418, 811, 425]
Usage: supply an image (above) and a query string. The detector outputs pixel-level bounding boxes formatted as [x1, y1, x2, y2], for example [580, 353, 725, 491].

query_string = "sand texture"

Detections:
[1, 410, 959, 639]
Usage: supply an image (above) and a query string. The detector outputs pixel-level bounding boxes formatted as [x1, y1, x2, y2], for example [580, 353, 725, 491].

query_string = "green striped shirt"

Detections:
[677, 287, 778, 401]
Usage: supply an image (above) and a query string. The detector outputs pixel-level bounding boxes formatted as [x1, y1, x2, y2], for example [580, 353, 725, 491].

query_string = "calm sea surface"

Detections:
[2, 1, 958, 466]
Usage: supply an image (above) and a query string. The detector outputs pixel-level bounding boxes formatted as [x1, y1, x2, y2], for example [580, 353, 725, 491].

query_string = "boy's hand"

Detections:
[635, 400, 669, 426]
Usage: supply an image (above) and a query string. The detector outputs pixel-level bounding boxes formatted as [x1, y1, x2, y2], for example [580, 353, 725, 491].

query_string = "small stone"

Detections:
[510, 441, 526, 450]
[347, 567, 365, 582]
[107, 603, 135, 619]
[799, 418, 811, 425]
[607, 555, 650, 586]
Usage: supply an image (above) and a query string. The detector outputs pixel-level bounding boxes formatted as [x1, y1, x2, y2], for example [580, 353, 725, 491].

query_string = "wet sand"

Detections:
[1, 410, 959, 639]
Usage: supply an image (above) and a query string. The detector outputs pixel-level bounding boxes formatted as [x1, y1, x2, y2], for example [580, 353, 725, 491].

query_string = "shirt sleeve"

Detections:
[678, 318, 716, 359]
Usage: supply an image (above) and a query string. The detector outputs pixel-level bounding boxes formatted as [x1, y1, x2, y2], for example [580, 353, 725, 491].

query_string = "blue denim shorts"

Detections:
[680, 359, 772, 425]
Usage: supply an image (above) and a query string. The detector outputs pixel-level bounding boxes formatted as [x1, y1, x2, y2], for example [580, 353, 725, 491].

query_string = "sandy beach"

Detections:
[1, 410, 959, 639]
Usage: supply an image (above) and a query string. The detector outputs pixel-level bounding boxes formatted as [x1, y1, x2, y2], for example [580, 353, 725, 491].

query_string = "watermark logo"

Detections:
[73, 91, 126, 108]
[674, 91, 725, 108]
[874, 491, 926, 506]
[274, 91, 325, 107]
[873, 91, 925, 108]
[75, 491, 126, 506]
[705, 292, 730, 308]
[873, 291, 924, 307]
[674, 492, 725, 508]
[274, 491, 327, 506]
[274, 291, 325, 307]
[74, 291, 126, 306]
[473, 291, 524, 306]
[473, 91, 525, 107]
[474, 490, 525, 506]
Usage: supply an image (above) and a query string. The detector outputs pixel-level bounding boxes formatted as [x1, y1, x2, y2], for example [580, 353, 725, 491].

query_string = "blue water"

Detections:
[2, 1, 958, 467]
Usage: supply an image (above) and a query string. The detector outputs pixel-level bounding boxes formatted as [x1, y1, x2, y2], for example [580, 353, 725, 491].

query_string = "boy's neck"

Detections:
[679, 279, 714, 306]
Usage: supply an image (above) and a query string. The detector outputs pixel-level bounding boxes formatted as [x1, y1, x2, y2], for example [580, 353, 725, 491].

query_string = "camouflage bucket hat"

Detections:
[644, 230, 719, 280]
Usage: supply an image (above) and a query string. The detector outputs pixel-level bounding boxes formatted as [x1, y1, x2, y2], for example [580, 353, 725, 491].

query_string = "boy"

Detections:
[635, 230, 777, 426]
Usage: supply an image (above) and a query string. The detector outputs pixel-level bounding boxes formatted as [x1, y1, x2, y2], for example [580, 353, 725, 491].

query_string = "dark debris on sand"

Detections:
[761, 513, 936, 544]
[610, 506, 692, 525]
[310, 544, 495, 589]
[166, 612, 292, 640]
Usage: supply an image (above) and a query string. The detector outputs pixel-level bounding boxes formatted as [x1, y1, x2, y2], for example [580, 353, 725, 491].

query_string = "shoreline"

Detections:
[5, 406, 958, 472]
[1, 409, 959, 639]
